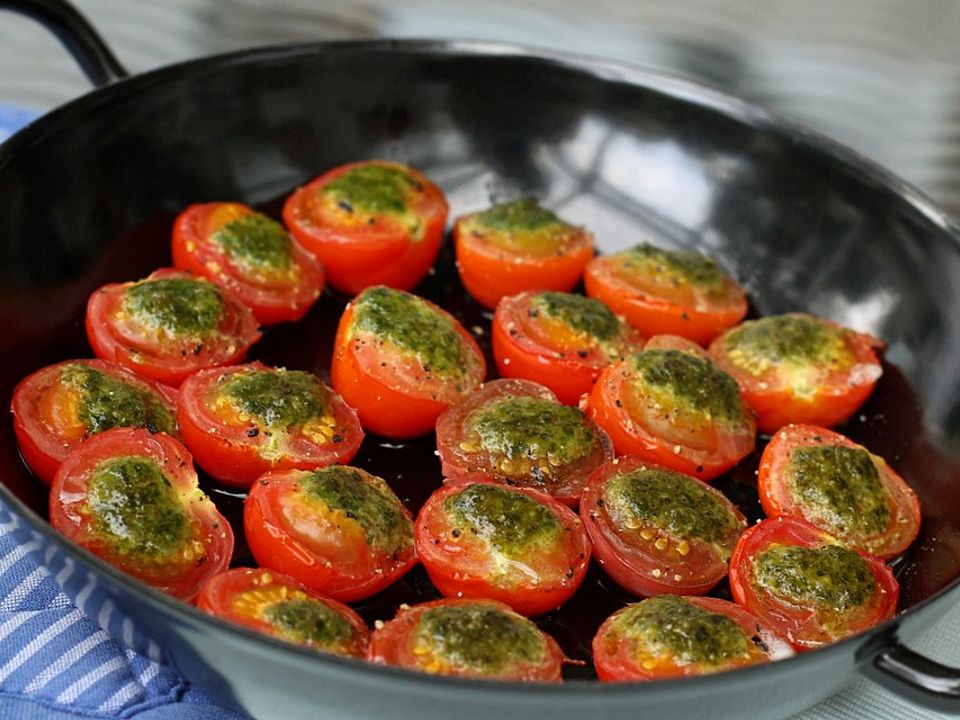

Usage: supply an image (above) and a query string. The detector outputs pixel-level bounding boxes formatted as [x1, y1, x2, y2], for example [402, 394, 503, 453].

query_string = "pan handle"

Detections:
[0, 0, 128, 86]
[864, 641, 960, 714]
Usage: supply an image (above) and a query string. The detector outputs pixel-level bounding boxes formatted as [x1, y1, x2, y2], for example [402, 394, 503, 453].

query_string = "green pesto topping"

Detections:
[263, 599, 354, 650]
[444, 484, 563, 558]
[221, 369, 327, 429]
[300, 466, 412, 555]
[789, 445, 890, 537]
[752, 544, 877, 610]
[61, 364, 175, 437]
[612, 595, 750, 667]
[620, 244, 728, 290]
[530, 291, 621, 342]
[414, 604, 546, 674]
[603, 467, 741, 546]
[321, 164, 419, 215]
[632, 349, 744, 423]
[87, 456, 192, 560]
[473, 199, 565, 233]
[213, 214, 292, 270]
[123, 277, 223, 338]
[723, 315, 853, 374]
[351, 287, 468, 377]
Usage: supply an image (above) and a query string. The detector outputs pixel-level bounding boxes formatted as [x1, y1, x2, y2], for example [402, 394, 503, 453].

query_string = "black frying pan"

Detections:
[2, 1, 960, 718]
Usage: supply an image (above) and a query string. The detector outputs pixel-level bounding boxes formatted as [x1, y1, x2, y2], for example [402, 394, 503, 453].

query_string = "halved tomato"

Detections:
[580, 455, 746, 597]
[283, 160, 448, 295]
[758, 424, 920, 559]
[728, 516, 898, 651]
[172, 202, 325, 325]
[331, 286, 486, 438]
[415, 480, 591, 616]
[708, 313, 883, 434]
[492, 290, 644, 405]
[177, 362, 363, 488]
[49, 427, 233, 601]
[454, 198, 594, 310]
[11, 359, 178, 485]
[244, 465, 416, 602]
[86, 268, 260, 386]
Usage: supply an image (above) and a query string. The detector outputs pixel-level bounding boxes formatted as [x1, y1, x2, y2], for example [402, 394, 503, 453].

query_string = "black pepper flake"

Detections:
[193, 343, 204, 355]
[246, 427, 260, 437]
[367, 217, 376, 225]
[696, 465, 704, 473]
[332, 434, 343, 443]
[338, 199, 354, 213]
[577, 350, 589, 358]
[451, 528, 461, 538]
[596, 498, 605, 507]
[614, 399, 623, 408]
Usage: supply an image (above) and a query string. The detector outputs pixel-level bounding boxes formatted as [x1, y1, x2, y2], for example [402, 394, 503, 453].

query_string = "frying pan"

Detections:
[2, 1, 960, 718]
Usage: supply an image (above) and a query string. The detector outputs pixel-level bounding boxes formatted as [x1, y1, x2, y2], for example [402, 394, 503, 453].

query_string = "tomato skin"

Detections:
[49, 427, 234, 601]
[580, 455, 746, 598]
[282, 160, 448, 296]
[85, 268, 261, 387]
[414, 479, 591, 616]
[758, 424, 921, 559]
[176, 363, 363, 489]
[172, 202, 325, 325]
[728, 516, 898, 651]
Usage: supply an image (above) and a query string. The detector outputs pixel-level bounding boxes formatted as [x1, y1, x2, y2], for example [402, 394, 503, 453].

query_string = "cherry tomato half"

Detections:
[435, 378, 613, 506]
[584, 244, 747, 345]
[196, 567, 370, 657]
[86, 268, 260, 386]
[172, 202, 325, 325]
[580, 455, 746, 597]
[492, 290, 644, 405]
[454, 198, 594, 310]
[708, 313, 883, 434]
[758, 424, 921, 559]
[11, 359, 178, 485]
[283, 160, 448, 295]
[593, 594, 793, 681]
[368, 598, 565, 681]
[177, 363, 363, 488]
[244, 465, 416, 602]
[331, 286, 486, 438]
[415, 480, 591, 616]
[728, 516, 898, 651]
[49, 427, 233, 601]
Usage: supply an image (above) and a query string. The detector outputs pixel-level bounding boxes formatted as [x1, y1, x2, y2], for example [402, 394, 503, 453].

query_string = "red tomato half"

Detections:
[728, 516, 898, 651]
[283, 160, 448, 295]
[177, 363, 363, 488]
[244, 465, 416, 602]
[593, 595, 793, 681]
[492, 290, 644, 405]
[368, 598, 565, 681]
[454, 198, 594, 310]
[580, 456, 746, 597]
[758, 424, 921, 559]
[11, 359, 178, 485]
[584, 244, 747, 345]
[86, 268, 260, 386]
[708, 313, 883, 434]
[172, 202, 325, 325]
[415, 480, 591, 615]
[196, 568, 370, 657]
[49, 427, 233, 601]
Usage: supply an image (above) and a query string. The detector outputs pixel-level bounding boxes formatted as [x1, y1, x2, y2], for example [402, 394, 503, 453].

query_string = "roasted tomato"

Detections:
[758, 424, 920, 559]
[196, 567, 370, 657]
[492, 290, 644, 405]
[368, 598, 565, 681]
[584, 335, 755, 480]
[580, 456, 746, 597]
[331, 286, 485, 438]
[435, 379, 613, 506]
[177, 363, 363, 488]
[172, 202, 325, 325]
[729, 516, 898, 650]
[415, 480, 591, 616]
[593, 594, 793, 681]
[244, 465, 416, 602]
[49, 427, 233, 600]
[454, 198, 594, 310]
[86, 268, 260, 386]
[282, 160, 448, 295]
[11, 359, 178, 485]
[584, 244, 747, 345]
[708, 313, 883, 434]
